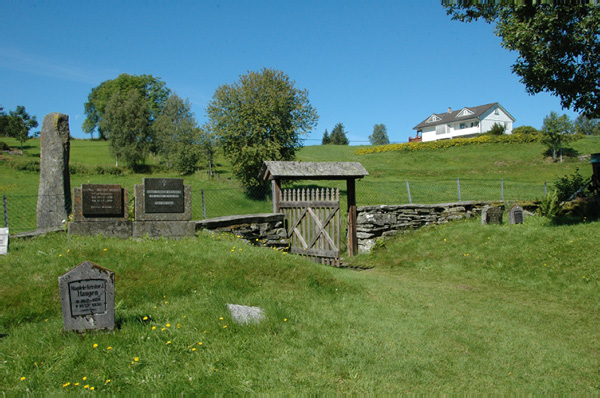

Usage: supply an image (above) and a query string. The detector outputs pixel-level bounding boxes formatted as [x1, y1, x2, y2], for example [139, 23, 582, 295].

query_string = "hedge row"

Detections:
[355, 133, 555, 155]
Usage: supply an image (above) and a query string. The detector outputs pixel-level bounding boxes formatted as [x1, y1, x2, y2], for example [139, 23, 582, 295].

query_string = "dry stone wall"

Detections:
[357, 201, 493, 253]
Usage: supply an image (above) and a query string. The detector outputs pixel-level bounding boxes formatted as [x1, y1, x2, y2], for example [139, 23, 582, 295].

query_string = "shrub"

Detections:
[554, 168, 588, 202]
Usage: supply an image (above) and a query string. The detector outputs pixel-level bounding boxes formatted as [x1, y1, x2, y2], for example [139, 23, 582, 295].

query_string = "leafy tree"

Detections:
[4, 106, 39, 153]
[329, 123, 349, 145]
[369, 123, 390, 145]
[153, 93, 202, 174]
[512, 125, 539, 135]
[322, 129, 330, 145]
[541, 111, 576, 162]
[206, 68, 318, 193]
[575, 115, 600, 136]
[99, 89, 151, 170]
[554, 168, 588, 202]
[83, 73, 171, 140]
[0, 105, 10, 137]
[444, 3, 600, 118]
[487, 122, 506, 136]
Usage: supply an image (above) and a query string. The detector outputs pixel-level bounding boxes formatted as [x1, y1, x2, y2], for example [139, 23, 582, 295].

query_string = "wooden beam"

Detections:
[346, 178, 357, 256]
[272, 179, 281, 213]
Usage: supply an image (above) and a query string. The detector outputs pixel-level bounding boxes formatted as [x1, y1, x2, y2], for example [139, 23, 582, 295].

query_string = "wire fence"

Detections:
[2, 178, 550, 234]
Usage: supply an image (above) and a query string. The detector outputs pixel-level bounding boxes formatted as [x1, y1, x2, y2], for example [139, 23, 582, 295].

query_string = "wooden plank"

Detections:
[290, 247, 339, 258]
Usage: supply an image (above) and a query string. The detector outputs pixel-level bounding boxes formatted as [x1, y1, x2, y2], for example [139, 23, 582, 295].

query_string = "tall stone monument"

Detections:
[37, 113, 71, 230]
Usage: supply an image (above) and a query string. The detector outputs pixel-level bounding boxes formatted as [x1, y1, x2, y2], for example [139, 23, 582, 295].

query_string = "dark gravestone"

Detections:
[508, 205, 524, 224]
[37, 113, 71, 230]
[58, 261, 115, 332]
[144, 178, 184, 213]
[82, 184, 123, 217]
[481, 205, 504, 225]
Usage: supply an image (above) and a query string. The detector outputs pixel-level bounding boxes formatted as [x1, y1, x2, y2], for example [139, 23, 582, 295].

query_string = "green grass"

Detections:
[1, 216, 598, 393]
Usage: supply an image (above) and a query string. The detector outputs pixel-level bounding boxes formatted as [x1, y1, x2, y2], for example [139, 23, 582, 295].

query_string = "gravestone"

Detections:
[0, 227, 8, 255]
[508, 205, 525, 224]
[58, 261, 115, 332]
[68, 184, 132, 238]
[481, 205, 504, 225]
[133, 178, 194, 238]
[37, 113, 71, 230]
[227, 303, 265, 325]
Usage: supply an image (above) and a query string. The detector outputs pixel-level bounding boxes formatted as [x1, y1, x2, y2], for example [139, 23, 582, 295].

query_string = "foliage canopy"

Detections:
[444, 3, 600, 117]
[369, 124, 390, 145]
[206, 68, 318, 192]
[541, 111, 576, 162]
[329, 123, 349, 145]
[83, 73, 171, 140]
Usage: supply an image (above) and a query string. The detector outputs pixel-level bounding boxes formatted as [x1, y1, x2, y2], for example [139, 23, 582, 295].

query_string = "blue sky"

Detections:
[1, 1, 579, 144]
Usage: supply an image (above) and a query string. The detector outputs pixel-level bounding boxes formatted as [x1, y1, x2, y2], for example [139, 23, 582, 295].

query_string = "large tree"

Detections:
[83, 73, 171, 140]
[329, 123, 349, 145]
[206, 68, 318, 193]
[444, 2, 600, 118]
[99, 89, 152, 170]
[153, 93, 203, 175]
[575, 114, 600, 136]
[369, 123, 390, 145]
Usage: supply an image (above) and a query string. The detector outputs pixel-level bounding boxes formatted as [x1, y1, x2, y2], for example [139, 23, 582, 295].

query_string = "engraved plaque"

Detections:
[82, 184, 123, 217]
[144, 178, 184, 213]
[68, 279, 107, 316]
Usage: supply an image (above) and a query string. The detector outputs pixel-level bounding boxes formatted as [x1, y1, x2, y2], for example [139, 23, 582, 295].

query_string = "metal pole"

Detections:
[457, 178, 462, 202]
[501, 179, 504, 202]
[406, 180, 412, 204]
[544, 181, 547, 196]
[3, 195, 7, 228]
[201, 189, 206, 220]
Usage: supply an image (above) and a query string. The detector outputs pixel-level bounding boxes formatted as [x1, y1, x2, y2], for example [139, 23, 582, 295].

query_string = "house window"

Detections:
[494, 108, 499, 115]
[460, 123, 465, 129]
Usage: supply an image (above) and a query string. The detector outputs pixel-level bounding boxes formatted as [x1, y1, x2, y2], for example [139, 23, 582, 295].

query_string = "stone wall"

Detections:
[357, 201, 495, 253]
[195, 213, 288, 249]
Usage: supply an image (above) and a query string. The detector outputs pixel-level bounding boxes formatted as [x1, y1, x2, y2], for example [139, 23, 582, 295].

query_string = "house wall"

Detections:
[480, 106, 513, 134]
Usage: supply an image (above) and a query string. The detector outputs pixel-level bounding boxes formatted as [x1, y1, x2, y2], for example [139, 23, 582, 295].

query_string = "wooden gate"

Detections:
[279, 187, 341, 266]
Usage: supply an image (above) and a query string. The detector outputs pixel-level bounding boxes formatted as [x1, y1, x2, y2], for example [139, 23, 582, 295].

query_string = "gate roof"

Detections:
[261, 161, 368, 181]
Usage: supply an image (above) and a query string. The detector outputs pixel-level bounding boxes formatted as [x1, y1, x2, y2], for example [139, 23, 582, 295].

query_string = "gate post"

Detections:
[347, 178, 358, 257]
[272, 179, 281, 213]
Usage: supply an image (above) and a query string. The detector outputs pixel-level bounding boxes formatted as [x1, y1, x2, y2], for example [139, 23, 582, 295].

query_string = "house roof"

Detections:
[261, 161, 369, 181]
[413, 102, 515, 130]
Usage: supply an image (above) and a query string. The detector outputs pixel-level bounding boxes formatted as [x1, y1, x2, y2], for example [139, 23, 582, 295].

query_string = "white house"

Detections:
[411, 102, 516, 143]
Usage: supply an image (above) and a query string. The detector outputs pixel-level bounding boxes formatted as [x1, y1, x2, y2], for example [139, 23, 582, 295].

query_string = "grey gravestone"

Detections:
[82, 184, 123, 217]
[37, 113, 71, 230]
[508, 205, 525, 224]
[0, 227, 7, 255]
[58, 261, 115, 332]
[481, 205, 504, 225]
[227, 303, 265, 325]
[144, 178, 184, 214]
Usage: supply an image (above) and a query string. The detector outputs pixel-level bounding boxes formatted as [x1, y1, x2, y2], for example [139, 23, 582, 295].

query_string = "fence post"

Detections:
[406, 180, 412, 204]
[544, 181, 547, 196]
[501, 179, 504, 202]
[457, 178, 462, 202]
[3, 195, 7, 228]
[201, 189, 206, 220]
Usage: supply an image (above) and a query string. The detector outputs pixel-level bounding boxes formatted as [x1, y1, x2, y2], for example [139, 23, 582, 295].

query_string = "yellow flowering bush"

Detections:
[355, 133, 547, 155]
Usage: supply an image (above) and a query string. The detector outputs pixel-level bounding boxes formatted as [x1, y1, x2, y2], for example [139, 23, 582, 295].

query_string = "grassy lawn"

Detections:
[1, 216, 598, 393]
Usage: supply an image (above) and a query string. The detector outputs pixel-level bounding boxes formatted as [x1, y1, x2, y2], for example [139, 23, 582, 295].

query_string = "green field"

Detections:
[1, 136, 599, 393]
[1, 136, 598, 232]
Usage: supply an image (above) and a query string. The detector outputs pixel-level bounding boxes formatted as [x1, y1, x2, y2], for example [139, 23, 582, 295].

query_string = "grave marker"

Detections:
[481, 205, 504, 225]
[508, 205, 525, 224]
[58, 261, 115, 332]
[82, 184, 123, 217]
[0, 227, 8, 255]
[144, 178, 184, 214]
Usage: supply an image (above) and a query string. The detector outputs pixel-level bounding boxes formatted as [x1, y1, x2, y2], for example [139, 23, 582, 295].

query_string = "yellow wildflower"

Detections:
[62, 382, 71, 388]
[20, 376, 26, 381]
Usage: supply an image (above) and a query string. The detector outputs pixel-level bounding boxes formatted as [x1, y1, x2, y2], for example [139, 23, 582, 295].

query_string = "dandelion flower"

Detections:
[134, 357, 139, 362]
[166, 341, 171, 345]
[284, 318, 287, 322]
[59, 254, 62, 257]
[219, 317, 223, 320]
[90, 387, 95, 390]
[20, 376, 26, 381]
[106, 379, 110, 384]
[161, 327, 166, 331]
[74, 382, 79, 386]
[62, 382, 71, 388]
[67, 249, 71, 253]
[84, 385, 89, 389]
[83, 377, 87, 381]
[93, 343, 98, 348]
[107, 346, 112, 350]
[166, 323, 170, 328]
[198, 342, 203, 345]
[152, 326, 156, 330]
[103, 248, 107, 252]
[143, 316, 148, 321]
[176, 323, 181, 328]
[223, 325, 228, 329]
[192, 348, 197, 351]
